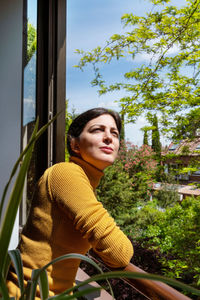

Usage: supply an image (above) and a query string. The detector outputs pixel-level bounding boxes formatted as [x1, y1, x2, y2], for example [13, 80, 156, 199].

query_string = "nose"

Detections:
[103, 130, 112, 144]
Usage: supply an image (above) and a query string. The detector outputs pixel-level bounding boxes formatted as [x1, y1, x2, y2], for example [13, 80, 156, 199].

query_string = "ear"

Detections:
[70, 138, 80, 155]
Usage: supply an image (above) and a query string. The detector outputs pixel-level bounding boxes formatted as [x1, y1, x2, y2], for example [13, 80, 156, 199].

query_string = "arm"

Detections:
[48, 162, 133, 268]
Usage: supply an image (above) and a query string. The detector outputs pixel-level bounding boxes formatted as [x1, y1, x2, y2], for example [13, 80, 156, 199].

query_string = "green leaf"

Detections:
[0, 113, 58, 220]
[2, 253, 11, 281]
[0, 118, 38, 220]
[30, 253, 113, 299]
[0, 113, 58, 274]
[74, 271, 200, 296]
[29, 269, 41, 300]
[0, 119, 39, 273]
[0, 272, 10, 300]
[49, 286, 102, 300]
[38, 269, 49, 300]
[8, 249, 25, 298]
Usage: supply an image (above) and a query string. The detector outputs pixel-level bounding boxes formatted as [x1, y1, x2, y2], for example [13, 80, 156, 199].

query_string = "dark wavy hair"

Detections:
[67, 107, 121, 156]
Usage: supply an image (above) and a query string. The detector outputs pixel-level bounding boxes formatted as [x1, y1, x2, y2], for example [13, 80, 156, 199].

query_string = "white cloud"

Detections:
[97, 101, 119, 108]
[23, 98, 36, 126]
[24, 98, 35, 105]
[129, 43, 180, 64]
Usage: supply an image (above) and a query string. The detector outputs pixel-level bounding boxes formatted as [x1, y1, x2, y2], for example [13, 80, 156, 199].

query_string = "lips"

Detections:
[100, 146, 113, 154]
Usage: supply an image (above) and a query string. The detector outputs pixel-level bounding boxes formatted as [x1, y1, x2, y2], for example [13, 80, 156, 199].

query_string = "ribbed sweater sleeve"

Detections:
[48, 161, 133, 268]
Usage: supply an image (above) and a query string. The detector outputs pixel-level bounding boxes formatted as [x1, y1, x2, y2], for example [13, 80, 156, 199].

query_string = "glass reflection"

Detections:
[23, 0, 37, 126]
[21, 0, 37, 226]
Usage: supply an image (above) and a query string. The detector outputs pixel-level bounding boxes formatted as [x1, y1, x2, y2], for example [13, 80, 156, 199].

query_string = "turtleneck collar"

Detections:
[69, 156, 104, 190]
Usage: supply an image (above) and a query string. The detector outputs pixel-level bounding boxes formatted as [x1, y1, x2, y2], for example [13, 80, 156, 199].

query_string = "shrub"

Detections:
[134, 196, 200, 288]
[97, 141, 157, 216]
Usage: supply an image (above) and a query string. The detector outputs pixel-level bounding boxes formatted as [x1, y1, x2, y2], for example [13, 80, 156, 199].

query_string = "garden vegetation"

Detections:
[96, 139, 200, 292]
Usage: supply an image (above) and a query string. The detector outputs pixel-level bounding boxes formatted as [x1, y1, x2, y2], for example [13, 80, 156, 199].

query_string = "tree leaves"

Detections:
[76, 0, 200, 140]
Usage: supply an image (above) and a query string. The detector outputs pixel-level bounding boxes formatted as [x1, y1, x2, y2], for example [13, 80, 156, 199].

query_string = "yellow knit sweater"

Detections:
[7, 156, 133, 298]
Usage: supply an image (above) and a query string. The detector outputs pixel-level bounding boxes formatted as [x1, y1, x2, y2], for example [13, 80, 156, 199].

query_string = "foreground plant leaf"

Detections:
[8, 250, 25, 299]
[30, 253, 114, 299]
[68, 271, 200, 297]
[0, 119, 39, 274]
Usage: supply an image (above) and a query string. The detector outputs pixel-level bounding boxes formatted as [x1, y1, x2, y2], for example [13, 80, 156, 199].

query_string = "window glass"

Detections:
[195, 144, 200, 150]
[193, 169, 200, 175]
[21, 0, 37, 226]
[169, 143, 179, 151]
[23, 0, 37, 126]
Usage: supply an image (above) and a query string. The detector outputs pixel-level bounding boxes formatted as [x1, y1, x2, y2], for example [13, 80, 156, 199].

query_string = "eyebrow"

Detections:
[89, 124, 118, 131]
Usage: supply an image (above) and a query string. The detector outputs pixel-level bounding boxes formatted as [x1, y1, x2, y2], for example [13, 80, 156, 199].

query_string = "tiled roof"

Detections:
[166, 136, 200, 156]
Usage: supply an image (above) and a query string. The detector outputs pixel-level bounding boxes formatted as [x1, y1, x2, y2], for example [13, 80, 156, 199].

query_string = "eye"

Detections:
[91, 127, 103, 133]
[112, 131, 119, 138]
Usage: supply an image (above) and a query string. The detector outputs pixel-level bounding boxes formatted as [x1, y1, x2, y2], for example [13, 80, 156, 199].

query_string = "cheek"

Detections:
[112, 142, 119, 159]
[115, 140, 120, 152]
[79, 137, 98, 154]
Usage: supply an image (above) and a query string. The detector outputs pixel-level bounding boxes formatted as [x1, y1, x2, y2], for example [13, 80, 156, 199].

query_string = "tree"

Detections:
[120, 111, 125, 140]
[65, 100, 73, 161]
[141, 125, 152, 145]
[76, 0, 200, 140]
[143, 130, 149, 145]
[171, 107, 200, 140]
[97, 140, 157, 224]
[27, 23, 37, 65]
[151, 114, 161, 157]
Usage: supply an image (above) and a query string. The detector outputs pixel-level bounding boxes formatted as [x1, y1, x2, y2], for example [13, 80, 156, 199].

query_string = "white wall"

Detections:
[0, 0, 23, 248]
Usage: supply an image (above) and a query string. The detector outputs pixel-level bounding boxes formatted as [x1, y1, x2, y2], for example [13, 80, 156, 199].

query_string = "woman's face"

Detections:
[72, 114, 120, 170]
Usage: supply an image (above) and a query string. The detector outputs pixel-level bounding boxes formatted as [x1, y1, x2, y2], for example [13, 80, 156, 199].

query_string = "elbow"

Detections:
[102, 240, 134, 269]
[115, 242, 134, 268]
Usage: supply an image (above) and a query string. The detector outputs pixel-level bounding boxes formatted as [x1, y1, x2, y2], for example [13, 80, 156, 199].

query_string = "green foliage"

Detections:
[27, 23, 37, 65]
[0, 118, 112, 300]
[65, 102, 79, 162]
[0, 122, 200, 298]
[97, 138, 200, 291]
[65, 100, 73, 136]
[143, 130, 149, 145]
[130, 196, 200, 288]
[163, 150, 200, 182]
[171, 108, 200, 140]
[97, 140, 157, 224]
[181, 145, 190, 155]
[150, 114, 161, 158]
[76, 0, 200, 140]
[65, 100, 73, 161]
[97, 161, 134, 219]
[120, 112, 125, 141]
[154, 183, 180, 208]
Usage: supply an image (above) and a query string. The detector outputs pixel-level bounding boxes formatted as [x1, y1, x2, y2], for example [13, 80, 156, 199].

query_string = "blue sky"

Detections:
[27, 0, 186, 145]
[66, 0, 186, 145]
[67, 0, 154, 145]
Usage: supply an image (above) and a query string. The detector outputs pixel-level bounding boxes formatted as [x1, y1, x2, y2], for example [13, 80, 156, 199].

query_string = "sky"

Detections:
[67, 0, 153, 145]
[27, 0, 186, 146]
[66, 0, 186, 146]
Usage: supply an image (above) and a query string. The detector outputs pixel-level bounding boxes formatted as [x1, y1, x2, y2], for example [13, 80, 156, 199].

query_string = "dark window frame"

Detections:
[36, 0, 66, 180]
[20, 0, 66, 226]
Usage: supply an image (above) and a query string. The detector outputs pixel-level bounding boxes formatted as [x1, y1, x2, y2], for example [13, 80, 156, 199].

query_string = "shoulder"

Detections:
[46, 161, 93, 200]
[48, 161, 86, 181]
[46, 161, 91, 191]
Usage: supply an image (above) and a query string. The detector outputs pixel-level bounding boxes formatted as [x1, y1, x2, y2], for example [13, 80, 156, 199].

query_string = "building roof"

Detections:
[166, 136, 200, 156]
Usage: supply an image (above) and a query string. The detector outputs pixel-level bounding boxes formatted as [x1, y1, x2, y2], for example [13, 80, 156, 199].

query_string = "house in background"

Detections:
[163, 135, 200, 184]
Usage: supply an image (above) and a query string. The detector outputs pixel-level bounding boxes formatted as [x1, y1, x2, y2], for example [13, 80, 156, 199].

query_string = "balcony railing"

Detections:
[123, 263, 191, 300]
[77, 254, 193, 300]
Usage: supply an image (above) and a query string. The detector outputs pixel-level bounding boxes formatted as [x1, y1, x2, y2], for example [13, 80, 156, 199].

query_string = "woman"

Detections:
[7, 107, 133, 299]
